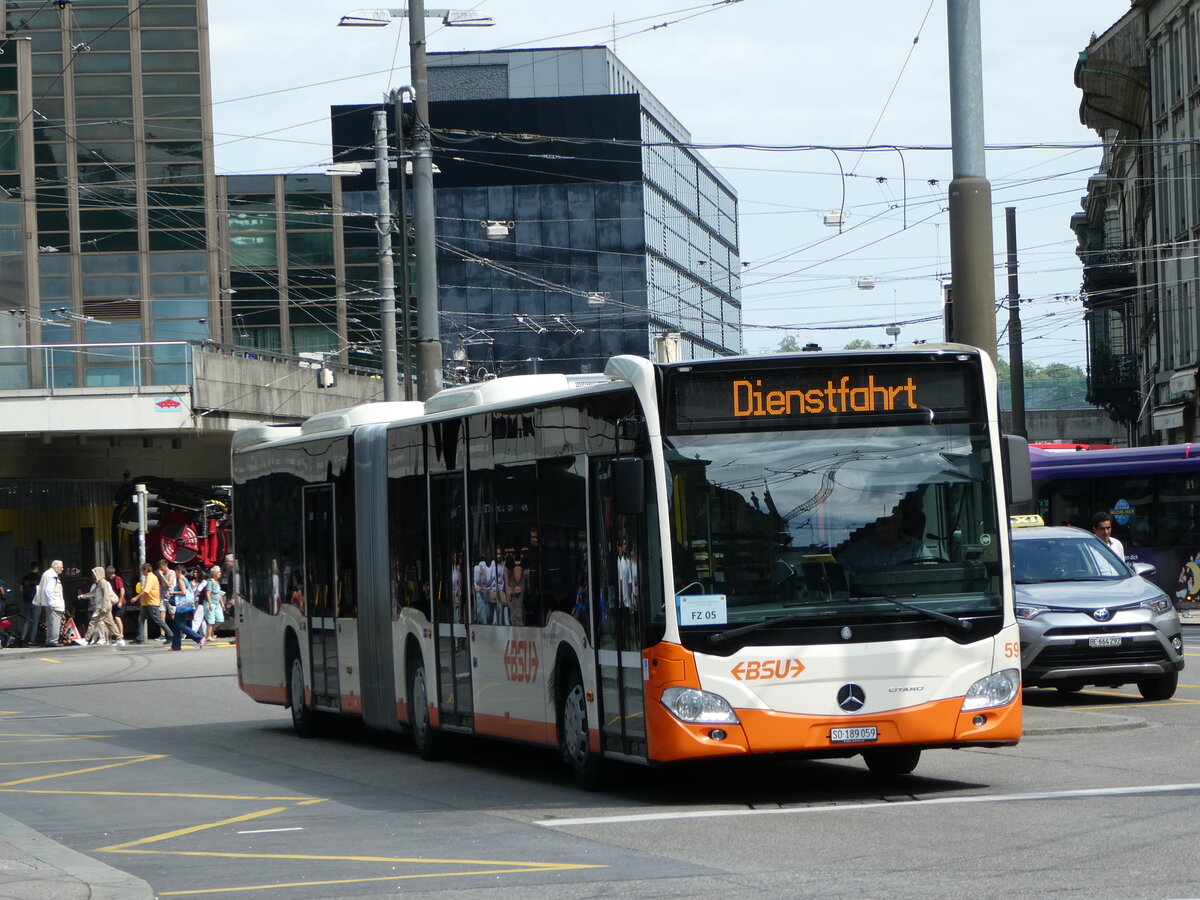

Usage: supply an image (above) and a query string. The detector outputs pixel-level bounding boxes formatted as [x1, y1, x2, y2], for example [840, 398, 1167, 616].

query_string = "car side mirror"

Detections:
[1131, 561, 1157, 579]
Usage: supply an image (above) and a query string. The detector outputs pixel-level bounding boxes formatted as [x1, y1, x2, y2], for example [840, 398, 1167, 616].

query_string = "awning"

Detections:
[1153, 404, 1186, 431]
[1168, 366, 1198, 398]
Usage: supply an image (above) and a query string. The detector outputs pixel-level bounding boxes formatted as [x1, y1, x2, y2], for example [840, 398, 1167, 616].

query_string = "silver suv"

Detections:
[1011, 522, 1184, 700]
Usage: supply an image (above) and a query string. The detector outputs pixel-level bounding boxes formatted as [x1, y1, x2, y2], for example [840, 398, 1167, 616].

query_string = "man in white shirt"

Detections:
[1092, 512, 1125, 561]
[34, 560, 66, 646]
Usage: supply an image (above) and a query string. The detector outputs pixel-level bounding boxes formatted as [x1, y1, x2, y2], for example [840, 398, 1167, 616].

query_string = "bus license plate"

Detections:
[830, 726, 877, 744]
[1089, 636, 1122, 648]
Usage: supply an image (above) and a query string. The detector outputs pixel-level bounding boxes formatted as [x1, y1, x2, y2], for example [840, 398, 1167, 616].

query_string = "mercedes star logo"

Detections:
[837, 683, 866, 712]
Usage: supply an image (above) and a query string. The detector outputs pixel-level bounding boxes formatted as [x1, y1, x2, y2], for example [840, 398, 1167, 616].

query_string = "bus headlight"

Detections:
[961, 669, 1020, 712]
[661, 687, 740, 724]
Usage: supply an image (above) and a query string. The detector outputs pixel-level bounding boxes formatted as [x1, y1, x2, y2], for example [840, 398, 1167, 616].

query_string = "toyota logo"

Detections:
[1092, 607, 1111, 621]
[837, 683, 866, 712]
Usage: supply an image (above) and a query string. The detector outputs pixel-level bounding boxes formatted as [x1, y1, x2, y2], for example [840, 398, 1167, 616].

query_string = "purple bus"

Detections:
[1030, 443, 1200, 606]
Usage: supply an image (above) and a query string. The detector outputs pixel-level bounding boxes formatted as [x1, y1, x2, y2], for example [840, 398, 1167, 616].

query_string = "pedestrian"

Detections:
[200, 566, 225, 640]
[105, 567, 126, 642]
[82, 566, 121, 645]
[134, 561, 173, 645]
[188, 567, 206, 636]
[168, 565, 204, 650]
[1091, 512, 1125, 561]
[16, 563, 39, 646]
[33, 560, 66, 647]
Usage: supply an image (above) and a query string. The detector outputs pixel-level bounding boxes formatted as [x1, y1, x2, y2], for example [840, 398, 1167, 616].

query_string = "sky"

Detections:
[206, 0, 1134, 370]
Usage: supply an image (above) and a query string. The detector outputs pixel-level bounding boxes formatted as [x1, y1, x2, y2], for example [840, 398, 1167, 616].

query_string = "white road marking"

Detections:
[236, 827, 304, 835]
[536, 782, 1200, 827]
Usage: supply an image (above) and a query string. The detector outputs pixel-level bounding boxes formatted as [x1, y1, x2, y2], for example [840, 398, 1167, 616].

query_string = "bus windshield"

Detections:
[666, 424, 1003, 645]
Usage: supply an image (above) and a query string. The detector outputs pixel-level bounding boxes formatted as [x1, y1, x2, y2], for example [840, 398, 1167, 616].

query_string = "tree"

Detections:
[776, 335, 802, 353]
[843, 339, 881, 350]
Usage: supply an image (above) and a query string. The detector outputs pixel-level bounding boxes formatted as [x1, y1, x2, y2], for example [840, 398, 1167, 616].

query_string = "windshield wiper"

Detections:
[855, 594, 974, 634]
[707, 613, 812, 646]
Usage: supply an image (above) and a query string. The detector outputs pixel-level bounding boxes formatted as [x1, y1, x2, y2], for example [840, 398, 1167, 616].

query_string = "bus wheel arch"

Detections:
[554, 648, 605, 790]
[285, 630, 320, 738]
[405, 636, 446, 760]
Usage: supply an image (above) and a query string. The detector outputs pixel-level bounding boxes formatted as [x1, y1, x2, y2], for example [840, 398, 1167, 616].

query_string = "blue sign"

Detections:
[1111, 498, 1133, 526]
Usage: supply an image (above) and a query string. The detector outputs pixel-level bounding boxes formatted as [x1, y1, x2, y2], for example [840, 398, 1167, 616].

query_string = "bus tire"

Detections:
[862, 747, 921, 776]
[407, 655, 446, 760]
[287, 652, 321, 738]
[1137, 671, 1177, 701]
[558, 662, 604, 790]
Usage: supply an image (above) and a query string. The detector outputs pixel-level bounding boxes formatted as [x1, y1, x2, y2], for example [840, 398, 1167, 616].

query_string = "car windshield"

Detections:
[1012, 535, 1129, 584]
[665, 424, 1003, 644]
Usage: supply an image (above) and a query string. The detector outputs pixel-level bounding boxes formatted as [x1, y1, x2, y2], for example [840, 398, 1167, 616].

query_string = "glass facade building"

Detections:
[0, 0, 218, 388]
[333, 46, 741, 378]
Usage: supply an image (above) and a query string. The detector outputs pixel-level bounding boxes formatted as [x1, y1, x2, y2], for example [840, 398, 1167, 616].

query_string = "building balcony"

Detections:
[1081, 248, 1138, 294]
[1086, 352, 1140, 422]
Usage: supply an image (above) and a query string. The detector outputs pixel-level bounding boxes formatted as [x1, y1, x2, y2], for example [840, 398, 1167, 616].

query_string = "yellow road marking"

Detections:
[0, 734, 108, 742]
[0, 789, 321, 800]
[157, 864, 606, 896]
[37, 657, 61, 664]
[98, 807, 291, 852]
[0, 755, 152, 767]
[0, 754, 164, 787]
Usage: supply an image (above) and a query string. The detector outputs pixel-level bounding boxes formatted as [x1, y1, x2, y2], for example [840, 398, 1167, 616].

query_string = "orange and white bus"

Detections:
[232, 348, 1028, 786]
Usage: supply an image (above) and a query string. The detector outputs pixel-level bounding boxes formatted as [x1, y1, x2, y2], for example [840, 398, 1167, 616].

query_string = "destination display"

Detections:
[665, 360, 982, 433]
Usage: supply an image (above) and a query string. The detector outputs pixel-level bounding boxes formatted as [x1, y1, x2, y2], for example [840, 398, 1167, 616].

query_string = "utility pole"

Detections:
[945, 0, 997, 364]
[409, 0, 443, 400]
[373, 107, 400, 401]
[1005, 206, 1027, 437]
[391, 90, 414, 401]
[134, 482, 147, 568]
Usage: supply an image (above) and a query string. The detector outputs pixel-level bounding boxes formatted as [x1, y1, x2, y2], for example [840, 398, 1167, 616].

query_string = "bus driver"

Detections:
[839, 506, 930, 569]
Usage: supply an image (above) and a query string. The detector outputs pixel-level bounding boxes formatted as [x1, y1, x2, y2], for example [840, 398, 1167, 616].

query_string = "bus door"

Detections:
[302, 484, 340, 710]
[430, 472, 472, 726]
[590, 457, 648, 759]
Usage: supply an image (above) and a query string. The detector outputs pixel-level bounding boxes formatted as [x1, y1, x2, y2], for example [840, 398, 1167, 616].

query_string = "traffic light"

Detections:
[144, 491, 161, 531]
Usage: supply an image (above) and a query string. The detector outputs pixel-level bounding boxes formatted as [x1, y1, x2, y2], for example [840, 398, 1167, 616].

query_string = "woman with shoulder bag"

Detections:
[168, 565, 205, 651]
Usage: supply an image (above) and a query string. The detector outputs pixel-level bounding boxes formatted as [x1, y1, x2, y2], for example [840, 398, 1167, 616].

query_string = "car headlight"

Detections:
[962, 668, 1020, 712]
[1014, 604, 1048, 620]
[1141, 596, 1172, 615]
[661, 687, 740, 724]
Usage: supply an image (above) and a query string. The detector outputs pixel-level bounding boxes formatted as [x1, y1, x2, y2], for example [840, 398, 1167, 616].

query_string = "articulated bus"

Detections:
[232, 349, 1027, 786]
[1031, 443, 1200, 605]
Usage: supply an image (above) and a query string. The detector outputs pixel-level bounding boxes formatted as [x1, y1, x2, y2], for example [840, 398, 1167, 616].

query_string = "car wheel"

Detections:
[1137, 671, 1178, 701]
[862, 747, 921, 776]
[1055, 683, 1083, 694]
[288, 653, 321, 738]
[558, 663, 604, 790]
[408, 656, 446, 760]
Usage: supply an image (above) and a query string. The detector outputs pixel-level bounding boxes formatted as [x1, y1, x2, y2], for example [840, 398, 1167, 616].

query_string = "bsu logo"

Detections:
[731, 658, 805, 681]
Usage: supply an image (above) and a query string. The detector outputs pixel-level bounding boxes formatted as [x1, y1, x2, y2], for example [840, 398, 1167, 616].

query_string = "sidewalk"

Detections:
[0, 813, 153, 900]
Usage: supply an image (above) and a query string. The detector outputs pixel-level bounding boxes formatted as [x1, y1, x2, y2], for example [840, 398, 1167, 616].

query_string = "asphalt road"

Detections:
[1, 634, 1199, 899]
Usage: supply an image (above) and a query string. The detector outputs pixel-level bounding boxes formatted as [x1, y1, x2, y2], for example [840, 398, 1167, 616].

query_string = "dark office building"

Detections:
[332, 46, 741, 378]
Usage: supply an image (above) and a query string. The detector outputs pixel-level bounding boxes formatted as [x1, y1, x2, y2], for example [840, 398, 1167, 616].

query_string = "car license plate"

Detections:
[1089, 636, 1122, 648]
[830, 726, 877, 744]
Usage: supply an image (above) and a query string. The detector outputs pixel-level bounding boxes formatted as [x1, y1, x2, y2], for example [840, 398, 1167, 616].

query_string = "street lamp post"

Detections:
[339, 6, 493, 400]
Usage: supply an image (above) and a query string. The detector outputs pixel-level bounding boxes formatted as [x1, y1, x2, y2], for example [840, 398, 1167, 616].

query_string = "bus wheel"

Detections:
[862, 747, 921, 776]
[408, 657, 446, 760]
[559, 665, 604, 790]
[288, 653, 321, 738]
[1138, 671, 1178, 701]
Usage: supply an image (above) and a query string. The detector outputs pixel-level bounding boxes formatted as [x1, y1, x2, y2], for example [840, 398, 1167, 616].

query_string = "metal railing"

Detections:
[0, 340, 383, 394]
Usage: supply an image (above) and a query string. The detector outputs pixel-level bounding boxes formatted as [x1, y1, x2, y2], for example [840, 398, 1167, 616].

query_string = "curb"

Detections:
[1022, 710, 1149, 736]
[0, 813, 153, 900]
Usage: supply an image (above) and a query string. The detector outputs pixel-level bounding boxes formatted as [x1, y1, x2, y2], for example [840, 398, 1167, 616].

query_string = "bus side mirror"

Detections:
[611, 457, 644, 516]
[1001, 434, 1032, 506]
